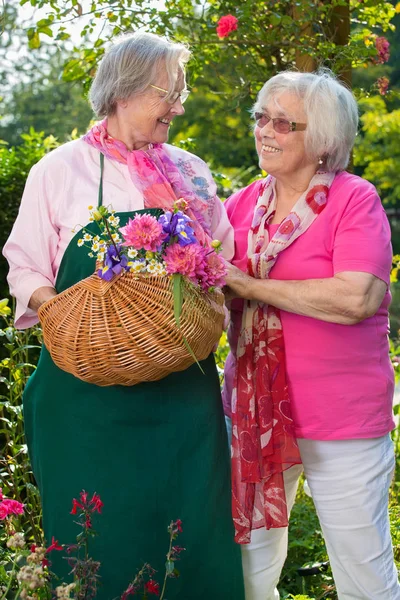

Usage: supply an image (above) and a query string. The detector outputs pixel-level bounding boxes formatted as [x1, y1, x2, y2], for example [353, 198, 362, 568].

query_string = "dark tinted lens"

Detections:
[273, 118, 291, 133]
[255, 112, 269, 128]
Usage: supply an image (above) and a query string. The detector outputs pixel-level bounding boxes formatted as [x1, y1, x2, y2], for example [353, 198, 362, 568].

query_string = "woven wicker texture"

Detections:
[38, 271, 225, 386]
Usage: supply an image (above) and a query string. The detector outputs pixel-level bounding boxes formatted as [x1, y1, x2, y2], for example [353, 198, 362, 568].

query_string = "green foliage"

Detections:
[21, 0, 395, 90]
[0, 130, 59, 298]
[354, 94, 400, 206]
[0, 299, 42, 544]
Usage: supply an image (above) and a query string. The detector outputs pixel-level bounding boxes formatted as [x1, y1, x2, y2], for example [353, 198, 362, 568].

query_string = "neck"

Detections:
[107, 115, 149, 151]
[274, 168, 317, 202]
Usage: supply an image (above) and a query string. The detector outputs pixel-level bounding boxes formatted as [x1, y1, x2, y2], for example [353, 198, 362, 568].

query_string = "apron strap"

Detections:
[98, 152, 104, 208]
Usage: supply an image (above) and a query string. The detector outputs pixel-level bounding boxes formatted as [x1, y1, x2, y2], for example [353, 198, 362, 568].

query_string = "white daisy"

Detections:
[83, 233, 92, 242]
[127, 248, 138, 259]
[77, 239, 84, 247]
[92, 242, 100, 252]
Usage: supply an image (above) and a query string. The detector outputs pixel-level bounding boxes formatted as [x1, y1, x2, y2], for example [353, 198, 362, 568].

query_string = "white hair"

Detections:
[253, 68, 359, 172]
[89, 32, 191, 117]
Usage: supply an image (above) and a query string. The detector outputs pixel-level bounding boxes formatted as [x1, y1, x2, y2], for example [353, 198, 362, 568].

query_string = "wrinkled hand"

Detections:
[223, 259, 254, 301]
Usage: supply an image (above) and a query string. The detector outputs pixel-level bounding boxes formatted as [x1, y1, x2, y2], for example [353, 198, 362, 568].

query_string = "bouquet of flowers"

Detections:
[38, 201, 227, 386]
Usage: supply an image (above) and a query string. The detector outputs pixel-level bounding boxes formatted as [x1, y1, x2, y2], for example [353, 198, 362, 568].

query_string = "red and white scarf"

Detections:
[231, 171, 335, 543]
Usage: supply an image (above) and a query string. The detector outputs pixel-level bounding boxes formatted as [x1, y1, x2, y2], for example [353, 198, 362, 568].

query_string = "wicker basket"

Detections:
[38, 271, 225, 386]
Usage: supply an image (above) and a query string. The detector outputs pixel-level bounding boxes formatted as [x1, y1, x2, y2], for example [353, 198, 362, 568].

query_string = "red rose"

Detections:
[216, 14, 238, 39]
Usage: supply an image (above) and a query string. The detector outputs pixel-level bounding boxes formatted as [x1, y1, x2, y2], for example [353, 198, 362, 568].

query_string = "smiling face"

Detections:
[112, 67, 186, 150]
[254, 91, 318, 184]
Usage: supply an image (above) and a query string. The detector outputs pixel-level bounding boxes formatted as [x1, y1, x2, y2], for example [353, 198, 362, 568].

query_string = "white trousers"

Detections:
[240, 435, 400, 600]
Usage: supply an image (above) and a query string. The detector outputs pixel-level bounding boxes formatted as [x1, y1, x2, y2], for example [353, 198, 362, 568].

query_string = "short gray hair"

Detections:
[253, 68, 359, 172]
[90, 32, 191, 117]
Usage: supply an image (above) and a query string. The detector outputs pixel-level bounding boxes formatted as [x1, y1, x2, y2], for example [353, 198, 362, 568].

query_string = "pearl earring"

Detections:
[318, 157, 324, 165]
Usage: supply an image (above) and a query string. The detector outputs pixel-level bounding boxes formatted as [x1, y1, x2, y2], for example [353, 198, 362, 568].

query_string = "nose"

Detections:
[259, 119, 275, 138]
[171, 98, 185, 116]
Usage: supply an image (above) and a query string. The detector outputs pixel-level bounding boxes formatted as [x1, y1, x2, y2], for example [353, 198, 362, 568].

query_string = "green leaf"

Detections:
[172, 273, 182, 326]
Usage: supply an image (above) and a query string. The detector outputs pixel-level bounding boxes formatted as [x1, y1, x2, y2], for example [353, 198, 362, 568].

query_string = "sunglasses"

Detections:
[254, 112, 307, 134]
[149, 84, 190, 105]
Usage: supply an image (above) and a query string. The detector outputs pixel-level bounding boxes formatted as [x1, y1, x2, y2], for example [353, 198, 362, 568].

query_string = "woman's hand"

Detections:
[28, 286, 58, 312]
[223, 260, 256, 302]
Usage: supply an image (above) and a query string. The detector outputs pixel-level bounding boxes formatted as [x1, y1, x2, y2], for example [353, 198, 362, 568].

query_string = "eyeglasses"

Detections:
[254, 112, 307, 133]
[149, 84, 190, 105]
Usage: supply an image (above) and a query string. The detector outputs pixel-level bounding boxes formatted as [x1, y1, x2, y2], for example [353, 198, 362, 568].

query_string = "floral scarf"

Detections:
[83, 120, 212, 244]
[231, 171, 335, 544]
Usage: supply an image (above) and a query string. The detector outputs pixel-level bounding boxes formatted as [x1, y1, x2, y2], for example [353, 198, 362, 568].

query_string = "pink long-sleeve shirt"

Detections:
[3, 139, 234, 329]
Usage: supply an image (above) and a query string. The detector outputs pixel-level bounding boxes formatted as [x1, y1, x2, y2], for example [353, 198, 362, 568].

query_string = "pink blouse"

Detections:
[3, 139, 234, 329]
[224, 172, 395, 440]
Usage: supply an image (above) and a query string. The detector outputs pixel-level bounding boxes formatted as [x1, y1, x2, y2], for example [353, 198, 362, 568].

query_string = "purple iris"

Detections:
[158, 210, 197, 246]
[97, 244, 128, 281]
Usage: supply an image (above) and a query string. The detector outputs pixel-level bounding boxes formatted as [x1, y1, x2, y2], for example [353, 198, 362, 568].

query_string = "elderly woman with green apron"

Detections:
[3, 32, 245, 599]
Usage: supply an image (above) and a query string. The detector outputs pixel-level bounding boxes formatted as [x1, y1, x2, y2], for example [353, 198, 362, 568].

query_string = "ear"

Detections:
[115, 98, 128, 109]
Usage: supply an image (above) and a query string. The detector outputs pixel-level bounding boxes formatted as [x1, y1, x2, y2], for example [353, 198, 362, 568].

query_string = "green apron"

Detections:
[23, 154, 245, 599]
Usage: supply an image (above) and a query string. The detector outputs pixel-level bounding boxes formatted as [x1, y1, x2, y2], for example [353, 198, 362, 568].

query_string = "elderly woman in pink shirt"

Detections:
[223, 69, 400, 600]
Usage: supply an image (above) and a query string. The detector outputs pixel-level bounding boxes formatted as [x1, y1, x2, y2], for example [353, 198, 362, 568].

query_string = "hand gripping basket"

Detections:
[38, 271, 225, 386]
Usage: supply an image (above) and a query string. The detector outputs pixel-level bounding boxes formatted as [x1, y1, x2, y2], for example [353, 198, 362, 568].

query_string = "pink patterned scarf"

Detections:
[231, 171, 335, 544]
[83, 120, 212, 244]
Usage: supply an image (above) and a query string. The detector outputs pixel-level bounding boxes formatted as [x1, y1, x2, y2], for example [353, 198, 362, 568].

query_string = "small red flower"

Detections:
[174, 519, 183, 533]
[70, 498, 84, 515]
[46, 536, 63, 553]
[90, 493, 104, 514]
[144, 580, 160, 596]
[216, 14, 238, 39]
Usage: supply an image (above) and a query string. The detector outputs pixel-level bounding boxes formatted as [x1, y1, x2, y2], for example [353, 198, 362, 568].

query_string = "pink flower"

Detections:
[0, 504, 9, 520]
[120, 214, 165, 251]
[200, 252, 227, 290]
[377, 76, 389, 95]
[375, 36, 390, 63]
[216, 14, 238, 38]
[164, 244, 207, 281]
[144, 580, 160, 596]
[0, 488, 3, 501]
[1, 499, 24, 516]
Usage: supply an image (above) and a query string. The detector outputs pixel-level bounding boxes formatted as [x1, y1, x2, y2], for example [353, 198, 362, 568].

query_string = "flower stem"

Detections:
[103, 217, 120, 258]
[159, 533, 174, 600]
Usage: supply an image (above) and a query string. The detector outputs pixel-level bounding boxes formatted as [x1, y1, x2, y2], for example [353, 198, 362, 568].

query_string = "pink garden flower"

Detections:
[164, 244, 207, 281]
[200, 252, 227, 291]
[216, 14, 238, 38]
[120, 214, 165, 251]
[377, 76, 390, 95]
[375, 36, 390, 63]
[0, 498, 25, 519]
